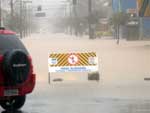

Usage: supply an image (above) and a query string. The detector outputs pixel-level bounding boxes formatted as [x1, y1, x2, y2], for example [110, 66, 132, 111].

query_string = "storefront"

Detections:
[112, 0, 150, 40]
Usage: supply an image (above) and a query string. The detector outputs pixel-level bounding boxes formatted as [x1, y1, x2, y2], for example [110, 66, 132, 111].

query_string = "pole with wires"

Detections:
[69, 1, 73, 35]
[88, 0, 92, 39]
[117, 0, 122, 44]
[73, 0, 78, 36]
[10, 0, 14, 20]
[10, 0, 14, 30]
[0, 0, 2, 27]
[20, 0, 23, 38]
[88, 0, 95, 39]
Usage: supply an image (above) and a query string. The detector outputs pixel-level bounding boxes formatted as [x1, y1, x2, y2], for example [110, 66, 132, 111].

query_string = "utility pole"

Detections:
[10, 0, 14, 19]
[20, 0, 23, 38]
[117, 0, 122, 44]
[0, 0, 2, 27]
[23, 1, 32, 37]
[10, 0, 14, 30]
[69, 1, 72, 35]
[28, 5, 32, 36]
[88, 0, 93, 39]
[73, 0, 78, 36]
[23, 2, 26, 37]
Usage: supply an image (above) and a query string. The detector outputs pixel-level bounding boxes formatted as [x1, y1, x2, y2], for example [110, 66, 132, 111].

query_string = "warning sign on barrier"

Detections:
[48, 52, 98, 73]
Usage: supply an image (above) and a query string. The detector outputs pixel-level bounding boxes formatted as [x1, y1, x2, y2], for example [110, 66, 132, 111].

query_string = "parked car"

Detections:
[0, 27, 35, 111]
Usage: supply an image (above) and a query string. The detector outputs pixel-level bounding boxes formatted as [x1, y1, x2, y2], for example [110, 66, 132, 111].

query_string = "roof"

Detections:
[0, 29, 16, 35]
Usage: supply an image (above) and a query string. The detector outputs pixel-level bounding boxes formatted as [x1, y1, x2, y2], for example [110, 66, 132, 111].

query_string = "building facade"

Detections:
[112, 0, 150, 39]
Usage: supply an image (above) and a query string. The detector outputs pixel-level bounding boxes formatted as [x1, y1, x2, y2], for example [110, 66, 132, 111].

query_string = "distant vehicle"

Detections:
[0, 27, 35, 111]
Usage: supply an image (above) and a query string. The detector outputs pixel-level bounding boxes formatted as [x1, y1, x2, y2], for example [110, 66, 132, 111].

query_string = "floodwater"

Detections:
[23, 33, 150, 86]
[1, 33, 150, 113]
[2, 82, 150, 113]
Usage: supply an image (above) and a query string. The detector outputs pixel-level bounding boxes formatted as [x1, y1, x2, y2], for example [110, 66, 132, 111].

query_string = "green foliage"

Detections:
[110, 12, 129, 27]
[96, 31, 112, 37]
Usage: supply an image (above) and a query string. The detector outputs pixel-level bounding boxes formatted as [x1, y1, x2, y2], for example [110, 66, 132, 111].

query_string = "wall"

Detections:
[112, 0, 150, 39]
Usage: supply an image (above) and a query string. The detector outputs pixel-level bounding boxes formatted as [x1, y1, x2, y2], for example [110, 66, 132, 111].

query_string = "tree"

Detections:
[3, 0, 34, 38]
[110, 12, 129, 44]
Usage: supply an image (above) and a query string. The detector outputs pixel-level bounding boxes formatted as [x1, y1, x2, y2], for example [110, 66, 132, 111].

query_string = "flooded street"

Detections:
[9, 82, 150, 113]
[1, 33, 150, 113]
[1, 0, 150, 112]
[22, 33, 150, 85]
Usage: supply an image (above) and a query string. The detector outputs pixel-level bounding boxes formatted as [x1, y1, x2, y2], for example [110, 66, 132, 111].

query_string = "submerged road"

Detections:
[1, 82, 150, 113]
[1, 33, 150, 113]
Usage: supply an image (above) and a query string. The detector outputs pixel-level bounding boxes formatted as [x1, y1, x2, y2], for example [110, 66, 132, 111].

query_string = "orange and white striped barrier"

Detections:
[48, 52, 98, 73]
